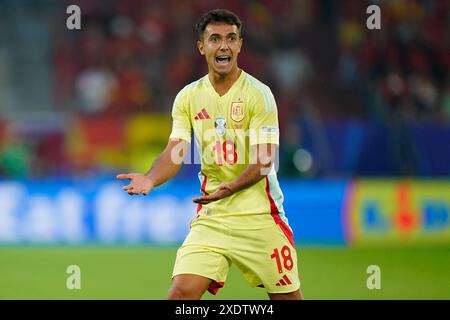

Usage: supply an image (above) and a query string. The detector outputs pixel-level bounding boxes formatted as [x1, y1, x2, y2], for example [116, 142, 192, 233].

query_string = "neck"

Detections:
[209, 67, 241, 96]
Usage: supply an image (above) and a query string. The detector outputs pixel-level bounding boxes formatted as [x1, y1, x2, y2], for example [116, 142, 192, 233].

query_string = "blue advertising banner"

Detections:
[0, 179, 347, 245]
[1, 178, 448, 245]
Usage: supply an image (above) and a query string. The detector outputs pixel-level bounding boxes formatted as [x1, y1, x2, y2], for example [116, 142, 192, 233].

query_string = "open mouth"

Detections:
[216, 55, 231, 65]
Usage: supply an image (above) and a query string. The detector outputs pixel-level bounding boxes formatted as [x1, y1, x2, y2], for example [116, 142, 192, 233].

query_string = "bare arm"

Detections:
[117, 139, 189, 195]
[193, 143, 276, 204]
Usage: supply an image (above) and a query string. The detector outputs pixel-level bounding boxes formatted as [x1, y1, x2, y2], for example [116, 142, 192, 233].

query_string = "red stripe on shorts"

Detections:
[208, 281, 225, 295]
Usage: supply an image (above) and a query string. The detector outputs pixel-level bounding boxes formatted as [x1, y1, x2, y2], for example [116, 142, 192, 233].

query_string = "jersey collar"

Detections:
[205, 69, 246, 98]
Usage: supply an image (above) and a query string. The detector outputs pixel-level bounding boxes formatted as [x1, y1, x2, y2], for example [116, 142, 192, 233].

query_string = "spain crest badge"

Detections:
[230, 101, 245, 122]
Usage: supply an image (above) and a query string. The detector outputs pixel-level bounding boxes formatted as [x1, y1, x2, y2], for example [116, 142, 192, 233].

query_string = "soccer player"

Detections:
[117, 9, 303, 300]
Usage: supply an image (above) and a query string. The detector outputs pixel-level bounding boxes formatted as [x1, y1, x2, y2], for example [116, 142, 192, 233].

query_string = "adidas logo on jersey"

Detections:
[275, 275, 292, 287]
[194, 108, 211, 120]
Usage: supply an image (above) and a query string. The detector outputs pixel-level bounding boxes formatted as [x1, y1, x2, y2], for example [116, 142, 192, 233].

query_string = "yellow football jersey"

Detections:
[169, 70, 290, 230]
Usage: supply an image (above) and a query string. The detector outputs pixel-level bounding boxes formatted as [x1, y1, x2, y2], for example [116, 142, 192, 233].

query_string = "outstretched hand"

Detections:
[192, 183, 234, 205]
[117, 173, 154, 196]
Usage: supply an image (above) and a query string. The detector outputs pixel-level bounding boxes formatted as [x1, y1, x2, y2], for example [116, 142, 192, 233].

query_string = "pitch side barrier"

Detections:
[0, 179, 448, 245]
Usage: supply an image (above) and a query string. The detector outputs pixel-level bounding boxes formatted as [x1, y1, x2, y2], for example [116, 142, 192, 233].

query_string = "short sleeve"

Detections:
[249, 89, 280, 146]
[169, 88, 192, 143]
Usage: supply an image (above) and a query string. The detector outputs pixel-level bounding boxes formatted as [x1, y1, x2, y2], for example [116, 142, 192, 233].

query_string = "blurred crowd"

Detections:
[337, 0, 449, 122]
[52, 0, 320, 119]
[0, 0, 449, 178]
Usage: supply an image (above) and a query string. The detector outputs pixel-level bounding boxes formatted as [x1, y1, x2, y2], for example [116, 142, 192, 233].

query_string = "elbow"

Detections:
[258, 162, 274, 177]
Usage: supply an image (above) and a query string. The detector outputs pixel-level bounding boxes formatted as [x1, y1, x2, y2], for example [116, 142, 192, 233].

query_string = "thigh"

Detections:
[168, 274, 212, 300]
[268, 289, 304, 300]
[230, 222, 301, 294]
[172, 223, 232, 295]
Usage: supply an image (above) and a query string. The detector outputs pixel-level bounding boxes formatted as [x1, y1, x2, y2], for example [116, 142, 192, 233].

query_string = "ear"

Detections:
[197, 40, 205, 56]
[238, 37, 243, 53]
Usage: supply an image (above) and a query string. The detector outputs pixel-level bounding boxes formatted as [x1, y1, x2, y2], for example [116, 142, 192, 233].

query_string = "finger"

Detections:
[193, 199, 208, 204]
[192, 196, 206, 202]
[122, 185, 134, 192]
[193, 196, 212, 204]
[116, 174, 131, 180]
[122, 185, 133, 191]
[192, 197, 204, 204]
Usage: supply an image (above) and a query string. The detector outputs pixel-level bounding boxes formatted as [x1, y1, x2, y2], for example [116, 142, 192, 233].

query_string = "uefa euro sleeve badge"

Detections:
[231, 101, 245, 122]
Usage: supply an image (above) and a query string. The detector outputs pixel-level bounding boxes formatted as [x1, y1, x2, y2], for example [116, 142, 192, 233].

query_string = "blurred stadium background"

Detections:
[0, 0, 449, 299]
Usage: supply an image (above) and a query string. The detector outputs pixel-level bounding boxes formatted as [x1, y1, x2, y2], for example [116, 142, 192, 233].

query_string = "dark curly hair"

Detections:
[195, 9, 242, 40]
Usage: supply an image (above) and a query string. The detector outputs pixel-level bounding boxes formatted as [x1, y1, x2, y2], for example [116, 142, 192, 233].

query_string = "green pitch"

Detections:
[0, 246, 448, 299]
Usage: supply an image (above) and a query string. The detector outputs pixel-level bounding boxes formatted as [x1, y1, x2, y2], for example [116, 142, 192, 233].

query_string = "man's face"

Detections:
[197, 23, 242, 76]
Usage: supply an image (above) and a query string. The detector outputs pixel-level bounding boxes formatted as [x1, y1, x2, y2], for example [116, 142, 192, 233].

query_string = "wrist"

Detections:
[226, 182, 238, 194]
[144, 175, 156, 187]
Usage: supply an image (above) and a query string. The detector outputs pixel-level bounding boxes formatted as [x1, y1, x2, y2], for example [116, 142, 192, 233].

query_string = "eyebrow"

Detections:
[208, 32, 238, 39]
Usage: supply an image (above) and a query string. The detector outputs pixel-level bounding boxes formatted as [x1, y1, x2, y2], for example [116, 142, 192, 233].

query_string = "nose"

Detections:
[219, 38, 229, 51]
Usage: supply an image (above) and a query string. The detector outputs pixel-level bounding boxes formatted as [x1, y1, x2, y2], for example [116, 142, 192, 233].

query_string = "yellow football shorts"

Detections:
[172, 217, 301, 295]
